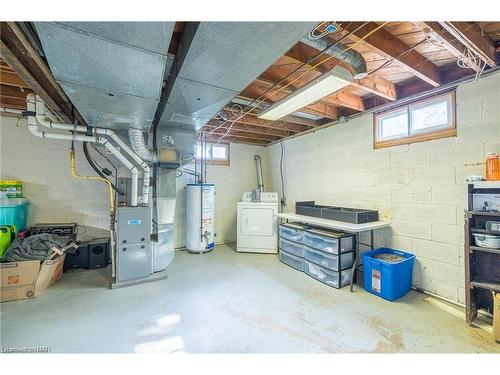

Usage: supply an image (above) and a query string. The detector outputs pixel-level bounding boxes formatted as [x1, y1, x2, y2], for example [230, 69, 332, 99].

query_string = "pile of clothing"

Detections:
[2, 233, 74, 262]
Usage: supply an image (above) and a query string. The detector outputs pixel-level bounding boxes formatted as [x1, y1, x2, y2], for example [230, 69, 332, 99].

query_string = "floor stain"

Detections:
[367, 316, 405, 353]
[225, 305, 353, 353]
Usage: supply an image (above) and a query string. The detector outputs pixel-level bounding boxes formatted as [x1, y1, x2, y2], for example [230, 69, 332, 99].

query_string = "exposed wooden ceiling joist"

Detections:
[341, 22, 442, 87]
[438, 22, 497, 67]
[203, 127, 280, 142]
[204, 121, 290, 138]
[417, 22, 478, 72]
[1, 59, 30, 88]
[396, 59, 477, 98]
[203, 133, 269, 146]
[0, 22, 85, 124]
[285, 41, 397, 101]
[281, 115, 323, 128]
[222, 107, 312, 132]
[0, 83, 32, 109]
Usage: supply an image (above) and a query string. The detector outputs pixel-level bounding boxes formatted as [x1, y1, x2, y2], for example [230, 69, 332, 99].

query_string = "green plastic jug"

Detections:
[0, 225, 16, 259]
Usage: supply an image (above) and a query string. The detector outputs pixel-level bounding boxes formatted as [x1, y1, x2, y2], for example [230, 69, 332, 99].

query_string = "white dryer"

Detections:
[237, 192, 279, 253]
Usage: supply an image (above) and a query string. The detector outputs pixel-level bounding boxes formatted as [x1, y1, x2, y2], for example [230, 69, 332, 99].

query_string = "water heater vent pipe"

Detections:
[254, 155, 264, 193]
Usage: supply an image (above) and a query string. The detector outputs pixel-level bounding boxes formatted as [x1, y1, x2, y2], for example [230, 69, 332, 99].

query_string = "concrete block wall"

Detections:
[0, 116, 268, 249]
[0, 117, 118, 229]
[266, 71, 500, 304]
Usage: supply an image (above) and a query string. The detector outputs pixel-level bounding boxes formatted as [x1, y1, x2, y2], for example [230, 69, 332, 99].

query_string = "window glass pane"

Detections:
[411, 99, 449, 132]
[379, 111, 408, 139]
[211, 145, 227, 160]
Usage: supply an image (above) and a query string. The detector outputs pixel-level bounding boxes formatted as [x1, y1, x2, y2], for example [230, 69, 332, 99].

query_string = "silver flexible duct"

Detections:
[254, 155, 264, 193]
[128, 128, 158, 163]
[301, 37, 368, 79]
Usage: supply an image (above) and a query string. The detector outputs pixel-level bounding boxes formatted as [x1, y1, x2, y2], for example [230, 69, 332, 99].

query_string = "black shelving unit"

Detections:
[465, 182, 500, 325]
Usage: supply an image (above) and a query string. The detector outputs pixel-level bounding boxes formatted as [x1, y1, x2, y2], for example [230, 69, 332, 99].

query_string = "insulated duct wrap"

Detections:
[128, 128, 158, 162]
[301, 37, 367, 79]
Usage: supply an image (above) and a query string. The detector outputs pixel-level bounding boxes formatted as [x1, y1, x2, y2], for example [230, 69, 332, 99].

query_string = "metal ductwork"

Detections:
[301, 36, 368, 80]
[128, 128, 158, 163]
[34, 22, 175, 130]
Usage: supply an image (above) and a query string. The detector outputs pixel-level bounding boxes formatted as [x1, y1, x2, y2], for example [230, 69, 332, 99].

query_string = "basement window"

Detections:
[373, 91, 456, 149]
[195, 142, 230, 166]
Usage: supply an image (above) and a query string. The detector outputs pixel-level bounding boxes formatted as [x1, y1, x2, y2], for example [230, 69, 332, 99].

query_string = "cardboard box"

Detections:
[0, 255, 65, 302]
[494, 292, 500, 343]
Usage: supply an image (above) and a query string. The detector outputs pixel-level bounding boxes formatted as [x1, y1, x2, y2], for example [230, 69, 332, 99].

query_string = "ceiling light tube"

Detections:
[258, 66, 353, 121]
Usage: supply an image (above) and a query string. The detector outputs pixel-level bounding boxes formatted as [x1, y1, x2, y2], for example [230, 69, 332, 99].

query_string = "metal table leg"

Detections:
[350, 229, 375, 292]
[349, 233, 359, 292]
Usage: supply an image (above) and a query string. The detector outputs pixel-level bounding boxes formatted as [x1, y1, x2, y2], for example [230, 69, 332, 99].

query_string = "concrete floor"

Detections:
[1, 244, 498, 353]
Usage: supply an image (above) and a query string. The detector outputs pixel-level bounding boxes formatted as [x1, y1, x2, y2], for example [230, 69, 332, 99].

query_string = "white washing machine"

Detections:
[237, 192, 279, 253]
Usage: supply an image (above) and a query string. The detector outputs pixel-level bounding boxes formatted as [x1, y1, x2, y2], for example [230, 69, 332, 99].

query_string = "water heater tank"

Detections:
[186, 183, 215, 252]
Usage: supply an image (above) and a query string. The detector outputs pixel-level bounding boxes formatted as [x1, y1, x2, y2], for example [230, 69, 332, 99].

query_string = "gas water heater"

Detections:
[186, 183, 215, 253]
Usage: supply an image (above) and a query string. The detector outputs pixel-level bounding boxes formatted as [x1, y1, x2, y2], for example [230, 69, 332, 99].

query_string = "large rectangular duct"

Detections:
[34, 22, 175, 130]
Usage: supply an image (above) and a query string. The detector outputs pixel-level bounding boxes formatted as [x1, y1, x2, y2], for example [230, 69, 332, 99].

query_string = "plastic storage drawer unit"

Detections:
[304, 260, 352, 288]
[279, 223, 305, 243]
[304, 229, 353, 254]
[303, 245, 354, 271]
[279, 249, 304, 272]
[362, 248, 415, 301]
[279, 237, 304, 257]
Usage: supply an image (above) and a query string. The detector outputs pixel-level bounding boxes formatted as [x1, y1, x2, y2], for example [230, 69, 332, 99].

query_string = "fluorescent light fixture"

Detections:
[258, 66, 353, 121]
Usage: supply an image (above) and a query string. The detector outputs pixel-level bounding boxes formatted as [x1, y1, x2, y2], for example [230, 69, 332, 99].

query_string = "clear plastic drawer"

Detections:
[279, 237, 304, 257]
[304, 260, 352, 288]
[279, 249, 304, 272]
[303, 246, 354, 271]
[279, 223, 304, 243]
[303, 229, 353, 254]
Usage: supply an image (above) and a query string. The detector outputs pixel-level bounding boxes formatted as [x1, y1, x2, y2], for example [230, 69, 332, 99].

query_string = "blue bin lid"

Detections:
[0, 198, 29, 207]
[362, 247, 415, 263]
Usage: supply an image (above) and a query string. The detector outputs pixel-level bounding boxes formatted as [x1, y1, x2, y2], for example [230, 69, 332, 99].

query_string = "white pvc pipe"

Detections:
[0, 107, 24, 115]
[34, 96, 150, 205]
[27, 94, 140, 206]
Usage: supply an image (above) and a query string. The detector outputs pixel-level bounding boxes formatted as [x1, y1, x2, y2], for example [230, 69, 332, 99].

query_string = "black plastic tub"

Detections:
[296, 201, 324, 218]
[322, 207, 379, 224]
[295, 201, 378, 224]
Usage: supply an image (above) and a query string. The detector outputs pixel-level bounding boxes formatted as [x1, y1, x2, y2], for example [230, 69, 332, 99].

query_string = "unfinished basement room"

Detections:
[1, 2, 500, 372]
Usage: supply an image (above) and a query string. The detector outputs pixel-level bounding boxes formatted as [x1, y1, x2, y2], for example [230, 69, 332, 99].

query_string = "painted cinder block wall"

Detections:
[266, 71, 500, 304]
[0, 117, 269, 248]
[0, 118, 115, 229]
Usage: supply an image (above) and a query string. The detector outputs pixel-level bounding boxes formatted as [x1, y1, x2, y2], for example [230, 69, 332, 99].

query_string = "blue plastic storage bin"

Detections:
[362, 248, 415, 301]
[0, 198, 29, 231]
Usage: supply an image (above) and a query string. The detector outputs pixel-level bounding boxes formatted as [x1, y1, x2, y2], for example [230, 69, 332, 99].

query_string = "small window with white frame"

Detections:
[195, 142, 230, 166]
[374, 91, 456, 149]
